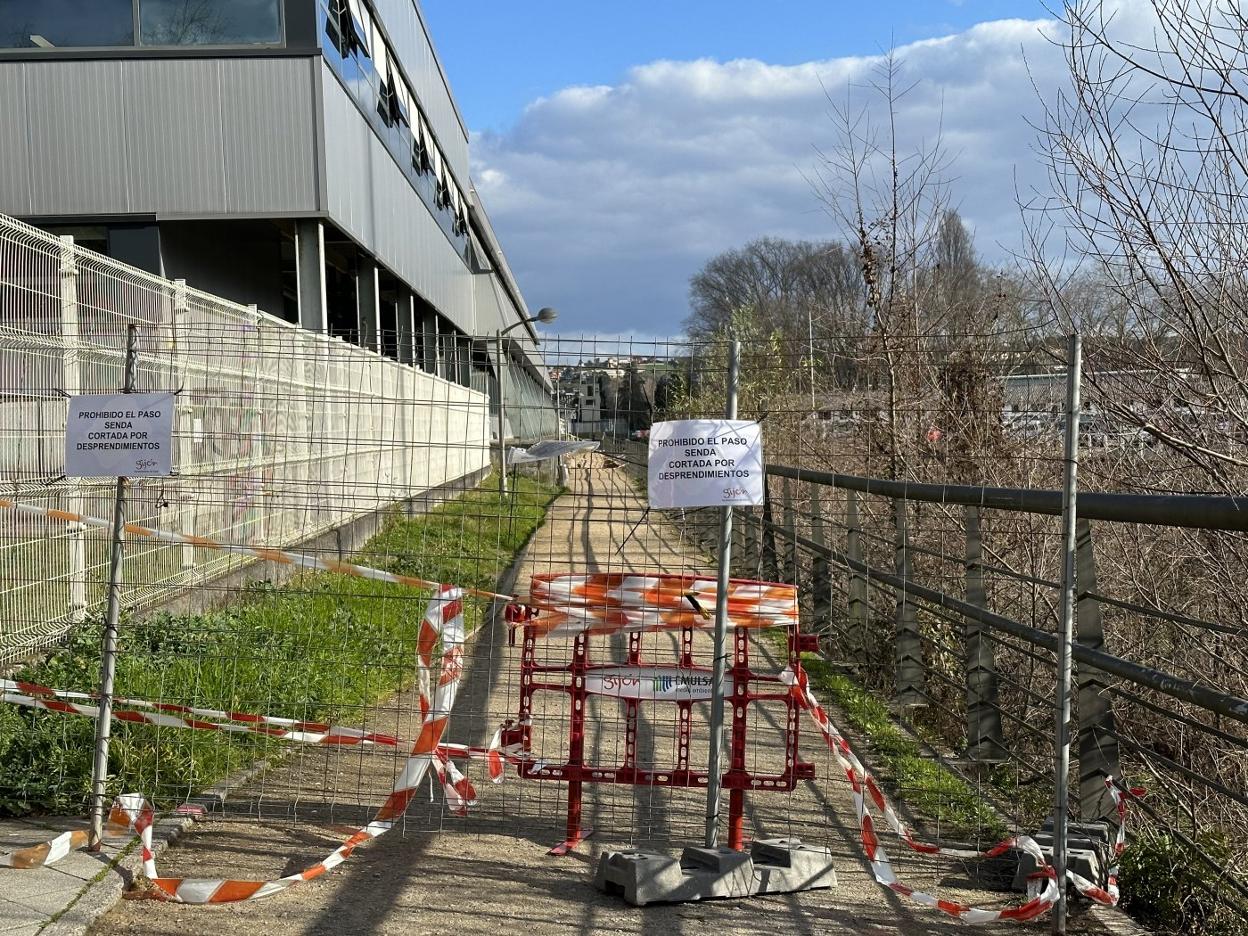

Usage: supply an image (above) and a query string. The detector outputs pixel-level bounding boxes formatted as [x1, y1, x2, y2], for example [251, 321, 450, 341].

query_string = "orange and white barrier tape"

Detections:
[147, 585, 467, 902]
[0, 588, 485, 902]
[0, 678, 527, 781]
[782, 664, 1135, 922]
[0, 797, 144, 870]
[1, 679, 402, 747]
[517, 572, 798, 636]
[1079, 777, 1143, 907]
[0, 497, 513, 603]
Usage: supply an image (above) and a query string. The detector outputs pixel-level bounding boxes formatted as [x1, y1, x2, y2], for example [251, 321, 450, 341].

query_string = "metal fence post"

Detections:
[808, 484, 832, 642]
[704, 340, 740, 848]
[761, 482, 779, 581]
[965, 506, 1005, 763]
[1053, 333, 1083, 935]
[59, 236, 87, 624]
[845, 489, 869, 660]
[893, 497, 925, 705]
[171, 280, 196, 573]
[89, 324, 139, 849]
[1075, 518, 1121, 823]
[781, 476, 797, 582]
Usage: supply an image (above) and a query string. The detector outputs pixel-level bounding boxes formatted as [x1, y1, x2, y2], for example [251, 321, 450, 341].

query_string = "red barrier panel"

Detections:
[515, 605, 816, 854]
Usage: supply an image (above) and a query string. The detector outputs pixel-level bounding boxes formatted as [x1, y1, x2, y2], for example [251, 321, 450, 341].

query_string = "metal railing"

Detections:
[740, 462, 1248, 917]
[0, 213, 491, 664]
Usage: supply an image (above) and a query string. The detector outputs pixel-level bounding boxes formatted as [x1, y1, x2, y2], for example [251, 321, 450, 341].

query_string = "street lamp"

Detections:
[497, 307, 557, 495]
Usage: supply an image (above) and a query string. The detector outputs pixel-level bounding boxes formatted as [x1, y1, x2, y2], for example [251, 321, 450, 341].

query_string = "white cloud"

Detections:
[469, 8, 1147, 335]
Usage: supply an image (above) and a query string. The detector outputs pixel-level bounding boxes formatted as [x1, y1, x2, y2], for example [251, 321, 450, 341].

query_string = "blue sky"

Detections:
[416, 0, 1113, 335]
[424, 1, 1046, 131]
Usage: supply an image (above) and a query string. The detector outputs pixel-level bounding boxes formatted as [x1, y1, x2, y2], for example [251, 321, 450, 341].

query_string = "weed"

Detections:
[1120, 827, 1246, 935]
[787, 646, 1007, 840]
[0, 473, 558, 817]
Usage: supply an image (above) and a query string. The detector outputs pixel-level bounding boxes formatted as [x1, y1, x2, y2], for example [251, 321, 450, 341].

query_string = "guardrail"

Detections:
[734, 463, 1248, 915]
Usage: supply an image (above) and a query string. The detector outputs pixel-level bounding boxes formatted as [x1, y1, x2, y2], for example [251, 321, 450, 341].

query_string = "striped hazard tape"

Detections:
[0, 678, 528, 777]
[515, 572, 798, 636]
[0, 587, 516, 902]
[143, 585, 465, 902]
[782, 664, 1139, 921]
[0, 797, 147, 870]
[1, 679, 403, 747]
[0, 498, 513, 603]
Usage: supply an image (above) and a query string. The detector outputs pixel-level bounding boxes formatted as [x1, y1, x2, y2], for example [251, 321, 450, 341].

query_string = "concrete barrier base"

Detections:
[594, 838, 837, 906]
[1012, 821, 1113, 894]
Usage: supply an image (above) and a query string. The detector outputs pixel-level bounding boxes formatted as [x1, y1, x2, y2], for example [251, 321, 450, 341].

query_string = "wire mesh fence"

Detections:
[1, 298, 1245, 931]
[0, 214, 490, 665]
[595, 328, 1248, 929]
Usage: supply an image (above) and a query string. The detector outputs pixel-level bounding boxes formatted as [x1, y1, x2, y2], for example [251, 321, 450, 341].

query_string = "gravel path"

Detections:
[93, 454, 1143, 935]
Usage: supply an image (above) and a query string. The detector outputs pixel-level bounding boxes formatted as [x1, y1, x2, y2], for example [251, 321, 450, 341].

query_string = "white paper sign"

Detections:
[65, 392, 175, 478]
[584, 666, 715, 701]
[648, 418, 765, 508]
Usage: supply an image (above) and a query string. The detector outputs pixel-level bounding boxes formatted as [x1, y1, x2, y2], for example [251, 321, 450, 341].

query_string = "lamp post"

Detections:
[497, 307, 557, 495]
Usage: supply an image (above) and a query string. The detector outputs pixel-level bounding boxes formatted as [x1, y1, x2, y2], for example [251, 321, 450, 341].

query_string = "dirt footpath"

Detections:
[93, 454, 1142, 935]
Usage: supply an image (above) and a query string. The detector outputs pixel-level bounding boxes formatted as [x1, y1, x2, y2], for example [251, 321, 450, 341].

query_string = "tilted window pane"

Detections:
[0, 0, 134, 48]
[139, 0, 282, 46]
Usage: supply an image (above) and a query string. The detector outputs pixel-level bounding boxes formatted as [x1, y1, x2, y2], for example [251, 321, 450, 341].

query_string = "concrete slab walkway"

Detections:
[0, 815, 124, 936]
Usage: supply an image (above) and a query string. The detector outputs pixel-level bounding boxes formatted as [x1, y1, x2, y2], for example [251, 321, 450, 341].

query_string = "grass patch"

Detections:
[0, 472, 559, 817]
[782, 643, 1007, 840]
[1119, 824, 1246, 935]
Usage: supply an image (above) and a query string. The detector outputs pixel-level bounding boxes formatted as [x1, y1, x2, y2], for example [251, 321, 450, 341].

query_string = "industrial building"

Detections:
[0, 0, 556, 439]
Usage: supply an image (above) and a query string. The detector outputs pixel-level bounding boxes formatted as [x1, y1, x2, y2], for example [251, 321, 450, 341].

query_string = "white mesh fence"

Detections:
[0, 214, 490, 664]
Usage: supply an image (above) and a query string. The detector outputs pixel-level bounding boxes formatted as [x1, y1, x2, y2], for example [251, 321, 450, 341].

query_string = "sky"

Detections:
[418, 1, 1104, 336]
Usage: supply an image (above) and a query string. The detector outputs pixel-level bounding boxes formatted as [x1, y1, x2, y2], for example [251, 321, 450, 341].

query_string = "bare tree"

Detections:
[814, 52, 1024, 484]
[686, 238, 865, 341]
[1030, 0, 1248, 492]
[1025, 9, 1248, 927]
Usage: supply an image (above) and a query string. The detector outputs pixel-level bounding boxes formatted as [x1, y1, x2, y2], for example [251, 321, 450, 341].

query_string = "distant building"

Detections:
[566, 372, 604, 436]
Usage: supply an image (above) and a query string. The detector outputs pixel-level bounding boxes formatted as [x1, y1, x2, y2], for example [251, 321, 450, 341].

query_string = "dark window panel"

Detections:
[0, 0, 133, 49]
[139, 0, 282, 46]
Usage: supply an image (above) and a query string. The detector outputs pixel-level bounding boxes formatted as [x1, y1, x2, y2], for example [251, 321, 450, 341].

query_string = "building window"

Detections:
[0, 0, 134, 48]
[412, 119, 430, 173]
[139, 0, 282, 46]
[0, 0, 285, 49]
[324, 0, 368, 58]
[377, 67, 408, 129]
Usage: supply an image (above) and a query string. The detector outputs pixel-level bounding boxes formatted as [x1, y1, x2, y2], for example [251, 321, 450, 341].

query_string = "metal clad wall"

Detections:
[370, 0, 470, 180]
[0, 59, 318, 219]
[220, 59, 319, 213]
[124, 60, 227, 213]
[0, 69, 30, 216]
[321, 63, 472, 325]
[27, 62, 131, 216]
[322, 70, 375, 245]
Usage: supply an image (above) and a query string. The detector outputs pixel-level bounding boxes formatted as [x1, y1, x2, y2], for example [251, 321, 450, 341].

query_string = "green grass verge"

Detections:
[1119, 823, 1245, 935]
[0, 472, 559, 817]
[781, 643, 1007, 840]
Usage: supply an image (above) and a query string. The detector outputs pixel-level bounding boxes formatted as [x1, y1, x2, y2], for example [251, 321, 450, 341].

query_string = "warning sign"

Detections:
[647, 418, 764, 509]
[65, 392, 175, 478]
